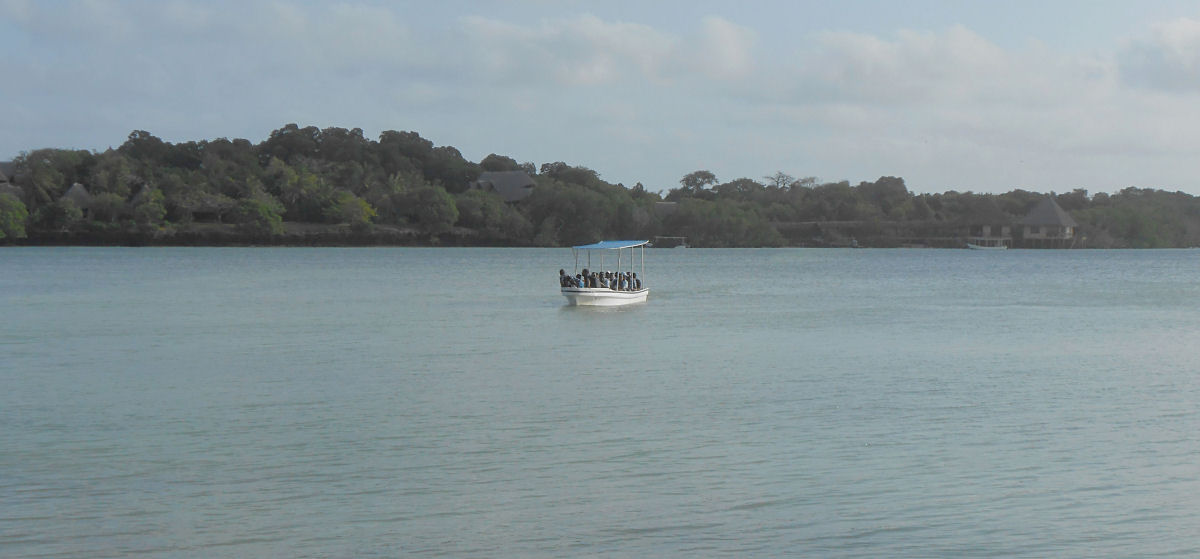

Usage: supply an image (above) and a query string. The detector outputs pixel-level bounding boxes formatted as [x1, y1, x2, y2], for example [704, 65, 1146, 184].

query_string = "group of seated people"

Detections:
[559, 268, 643, 291]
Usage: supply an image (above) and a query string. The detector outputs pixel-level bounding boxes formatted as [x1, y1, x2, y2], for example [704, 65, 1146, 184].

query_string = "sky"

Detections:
[4, 0, 1200, 195]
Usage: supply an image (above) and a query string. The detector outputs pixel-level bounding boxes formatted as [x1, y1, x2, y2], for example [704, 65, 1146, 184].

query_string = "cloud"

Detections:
[458, 13, 763, 87]
[0, 0, 439, 157]
[725, 22, 1200, 192]
[1119, 16, 1200, 92]
[692, 16, 757, 81]
[460, 14, 677, 86]
[5, 3, 1200, 193]
[796, 25, 1043, 106]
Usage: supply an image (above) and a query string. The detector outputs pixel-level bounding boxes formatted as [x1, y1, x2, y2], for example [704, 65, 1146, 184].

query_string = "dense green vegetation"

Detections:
[3, 125, 1200, 248]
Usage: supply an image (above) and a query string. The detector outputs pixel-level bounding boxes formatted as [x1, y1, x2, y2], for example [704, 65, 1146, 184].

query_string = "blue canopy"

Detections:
[572, 240, 649, 250]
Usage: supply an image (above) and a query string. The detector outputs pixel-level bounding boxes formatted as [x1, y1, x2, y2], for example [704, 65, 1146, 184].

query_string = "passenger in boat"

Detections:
[589, 272, 599, 288]
[631, 272, 641, 290]
[575, 274, 585, 288]
[619, 273, 630, 290]
[559, 269, 570, 287]
[599, 273, 609, 288]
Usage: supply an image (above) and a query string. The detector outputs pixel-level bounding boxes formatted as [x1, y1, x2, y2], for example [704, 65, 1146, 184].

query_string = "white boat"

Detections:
[652, 235, 687, 248]
[966, 241, 1009, 250]
[560, 240, 649, 307]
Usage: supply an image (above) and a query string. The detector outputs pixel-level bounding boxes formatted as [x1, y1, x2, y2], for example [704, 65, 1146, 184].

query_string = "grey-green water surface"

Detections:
[2, 247, 1199, 557]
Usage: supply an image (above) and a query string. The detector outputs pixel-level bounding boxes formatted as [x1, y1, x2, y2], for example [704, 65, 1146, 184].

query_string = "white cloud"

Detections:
[692, 16, 757, 81]
[1119, 16, 1200, 91]
[461, 14, 676, 86]
[801, 25, 1029, 105]
[6, 3, 1200, 194]
[457, 13, 764, 88]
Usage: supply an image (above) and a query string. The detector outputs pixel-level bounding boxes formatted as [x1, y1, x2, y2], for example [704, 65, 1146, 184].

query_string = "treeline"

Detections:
[1, 124, 1199, 248]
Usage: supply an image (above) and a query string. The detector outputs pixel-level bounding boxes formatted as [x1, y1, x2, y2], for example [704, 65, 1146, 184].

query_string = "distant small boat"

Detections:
[560, 240, 649, 307]
[652, 235, 687, 248]
[966, 242, 1008, 250]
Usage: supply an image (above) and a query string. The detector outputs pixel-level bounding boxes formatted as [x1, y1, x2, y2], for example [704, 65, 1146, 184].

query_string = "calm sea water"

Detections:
[2, 247, 1199, 558]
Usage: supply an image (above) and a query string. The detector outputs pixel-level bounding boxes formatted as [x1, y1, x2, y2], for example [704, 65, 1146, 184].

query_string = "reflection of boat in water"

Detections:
[560, 240, 649, 307]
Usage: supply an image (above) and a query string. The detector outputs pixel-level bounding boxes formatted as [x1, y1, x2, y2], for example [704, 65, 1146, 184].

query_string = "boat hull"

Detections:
[966, 243, 1008, 250]
[561, 287, 648, 307]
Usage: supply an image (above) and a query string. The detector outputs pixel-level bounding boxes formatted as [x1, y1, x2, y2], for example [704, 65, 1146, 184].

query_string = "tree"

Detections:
[32, 199, 83, 232]
[539, 161, 569, 177]
[425, 146, 480, 193]
[1055, 188, 1090, 211]
[88, 150, 139, 198]
[133, 188, 167, 229]
[540, 163, 599, 188]
[764, 171, 795, 190]
[715, 178, 764, 198]
[365, 170, 425, 225]
[326, 191, 376, 230]
[858, 176, 910, 217]
[454, 189, 532, 242]
[680, 170, 718, 193]
[792, 176, 818, 189]
[522, 180, 618, 245]
[119, 130, 169, 163]
[261, 123, 321, 163]
[480, 154, 521, 172]
[664, 198, 783, 247]
[377, 130, 433, 168]
[408, 185, 458, 235]
[318, 127, 371, 163]
[14, 149, 88, 205]
[275, 165, 335, 221]
[164, 141, 203, 170]
[90, 192, 127, 223]
[29, 160, 65, 205]
[0, 193, 29, 240]
[234, 196, 285, 236]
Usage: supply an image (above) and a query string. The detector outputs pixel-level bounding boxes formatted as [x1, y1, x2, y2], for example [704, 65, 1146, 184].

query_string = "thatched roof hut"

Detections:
[469, 171, 535, 202]
[60, 183, 93, 210]
[1021, 197, 1078, 228]
[1019, 197, 1078, 247]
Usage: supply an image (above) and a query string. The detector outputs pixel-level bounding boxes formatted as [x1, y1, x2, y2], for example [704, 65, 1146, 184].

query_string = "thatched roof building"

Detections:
[61, 183, 93, 210]
[1020, 197, 1078, 247]
[1021, 197, 1078, 228]
[469, 171, 535, 202]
